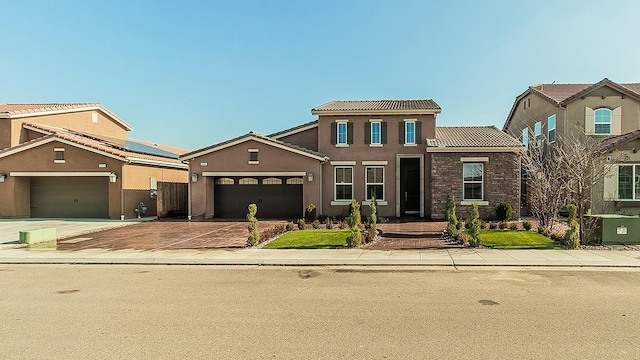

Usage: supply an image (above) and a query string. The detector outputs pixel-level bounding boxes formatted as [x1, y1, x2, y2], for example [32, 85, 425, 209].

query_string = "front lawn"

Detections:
[477, 229, 561, 249]
[263, 229, 350, 249]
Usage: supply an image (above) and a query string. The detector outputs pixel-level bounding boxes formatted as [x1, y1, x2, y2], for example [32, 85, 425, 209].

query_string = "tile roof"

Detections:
[311, 99, 441, 114]
[180, 132, 328, 161]
[596, 129, 640, 152]
[5, 123, 186, 167]
[427, 126, 524, 149]
[268, 120, 318, 139]
[0, 103, 134, 131]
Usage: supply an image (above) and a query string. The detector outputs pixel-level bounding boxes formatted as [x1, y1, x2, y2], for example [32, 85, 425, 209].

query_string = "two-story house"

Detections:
[0, 103, 189, 219]
[182, 99, 522, 220]
[503, 78, 640, 214]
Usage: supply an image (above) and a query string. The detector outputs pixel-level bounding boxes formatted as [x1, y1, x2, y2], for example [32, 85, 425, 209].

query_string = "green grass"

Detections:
[263, 229, 350, 249]
[476, 229, 562, 249]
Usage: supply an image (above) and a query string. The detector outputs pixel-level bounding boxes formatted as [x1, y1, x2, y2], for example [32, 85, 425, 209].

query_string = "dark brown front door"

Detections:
[214, 177, 303, 219]
[400, 158, 420, 216]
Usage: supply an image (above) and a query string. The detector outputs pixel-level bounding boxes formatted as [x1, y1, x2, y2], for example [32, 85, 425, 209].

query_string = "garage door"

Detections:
[30, 177, 109, 218]
[214, 177, 303, 219]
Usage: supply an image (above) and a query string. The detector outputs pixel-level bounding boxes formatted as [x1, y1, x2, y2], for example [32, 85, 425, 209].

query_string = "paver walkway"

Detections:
[366, 221, 461, 249]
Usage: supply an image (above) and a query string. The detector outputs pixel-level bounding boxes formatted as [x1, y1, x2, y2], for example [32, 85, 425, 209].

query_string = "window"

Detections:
[286, 178, 303, 185]
[334, 167, 353, 200]
[523, 97, 531, 109]
[534, 122, 542, 147]
[239, 178, 258, 185]
[263, 177, 282, 185]
[548, 115, 556, 143]
[595, 108, 612, 134]
[365, 167, 384, 200]
[371, 121, 381, 145]
[54, 147, 65, 163]
[405, 121, 416, 144]
[337, 122, 348, 145]
[617, 165, 640, 200]
[522, 128, 529, 149]
[248, 149, 258, 164]
[215, 178, 234, 185]
[463, 163, 483, 200]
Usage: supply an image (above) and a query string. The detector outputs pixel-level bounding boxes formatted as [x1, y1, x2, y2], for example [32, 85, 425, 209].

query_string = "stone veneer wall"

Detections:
[430, 152, 521, 220]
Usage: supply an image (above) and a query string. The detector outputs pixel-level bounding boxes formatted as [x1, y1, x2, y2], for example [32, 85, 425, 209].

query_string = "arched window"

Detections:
[215, 178, 234, 185]
[286, 178, 304, 185]
[239, 178, 258, 185]
[594, 108, 612, 134]
[263, 177, 282, 185]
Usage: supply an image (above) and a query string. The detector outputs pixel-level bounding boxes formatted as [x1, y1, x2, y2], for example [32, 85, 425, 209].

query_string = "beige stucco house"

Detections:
[0, 103, 189, 219]
[183, 99, 522, 220]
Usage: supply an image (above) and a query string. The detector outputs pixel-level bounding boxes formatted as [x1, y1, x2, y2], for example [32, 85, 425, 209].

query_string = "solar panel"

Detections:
[124, 140, 180, 159]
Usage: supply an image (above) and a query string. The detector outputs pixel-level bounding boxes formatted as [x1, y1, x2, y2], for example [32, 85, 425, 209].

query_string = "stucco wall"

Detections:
[430, 152, 521, 220]
[123, 164, 187, 189]
[276, 126, 319, 151]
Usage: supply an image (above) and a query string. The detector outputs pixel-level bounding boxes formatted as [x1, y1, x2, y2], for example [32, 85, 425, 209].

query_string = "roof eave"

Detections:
[311, 109, 442, 116]
[426, 146, 524, 153]
[4, 105, 134, 131]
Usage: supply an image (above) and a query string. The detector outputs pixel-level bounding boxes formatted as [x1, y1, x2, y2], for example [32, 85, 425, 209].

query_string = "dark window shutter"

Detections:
[399, 122, 405, 144]
[331, 123, 337, 145]
[364, 122, 371, 144]
[381, 121, 387, 144]
[347, 122, 354, 144]
[416, 121, 422, 144]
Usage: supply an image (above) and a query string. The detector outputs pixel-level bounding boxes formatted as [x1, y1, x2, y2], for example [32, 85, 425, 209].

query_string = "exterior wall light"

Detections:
[0, 173, 6, 183]
[307, 172, 313, 182]
[109, 172, 117, 183]
[191, 172, 199, 182]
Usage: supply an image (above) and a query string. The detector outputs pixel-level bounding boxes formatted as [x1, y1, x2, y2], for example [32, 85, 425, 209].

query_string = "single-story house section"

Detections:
[0, 104, 189, 219]
[182, 100, 523, 220]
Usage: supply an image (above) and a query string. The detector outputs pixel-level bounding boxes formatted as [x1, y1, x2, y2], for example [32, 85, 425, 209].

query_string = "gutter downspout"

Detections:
[120, 162, 126, 220]
[186, 160, 192, 221]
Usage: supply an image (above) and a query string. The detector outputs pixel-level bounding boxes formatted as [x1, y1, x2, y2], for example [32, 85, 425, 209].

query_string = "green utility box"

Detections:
[586, 215, 640, 245]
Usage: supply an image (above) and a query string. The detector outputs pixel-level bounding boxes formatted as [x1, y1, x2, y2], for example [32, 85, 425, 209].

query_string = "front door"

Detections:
[400, 158, 420, 216]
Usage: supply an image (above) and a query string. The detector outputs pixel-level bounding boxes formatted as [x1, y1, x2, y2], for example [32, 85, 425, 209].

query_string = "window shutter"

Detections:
[347, 122, 354, 144]
[381, 121, 387, 144]
[603, 164, 618, 201]
[585, 107, 595, 134]
[399, 122, 405, 144]
[415, 121, 422, 144]
[612, 107, 622, 135]
[364, 122, 371, 144]
[331, 123, 337, 145]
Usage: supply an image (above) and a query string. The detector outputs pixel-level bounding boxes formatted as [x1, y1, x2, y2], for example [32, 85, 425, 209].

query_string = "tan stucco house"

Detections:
[0, 103, 189, 219]
[182, 99, 523, 220]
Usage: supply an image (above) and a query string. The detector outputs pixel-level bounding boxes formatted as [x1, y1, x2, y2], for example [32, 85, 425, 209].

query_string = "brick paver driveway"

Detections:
[366, 221, 462, 249]
[57, 220, 286, 250]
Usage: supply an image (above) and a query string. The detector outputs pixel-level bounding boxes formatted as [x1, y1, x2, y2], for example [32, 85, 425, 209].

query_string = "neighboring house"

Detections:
[502, 78, 640, 214]
[182, 99, 522, 220]
[0, 103, 189, 219]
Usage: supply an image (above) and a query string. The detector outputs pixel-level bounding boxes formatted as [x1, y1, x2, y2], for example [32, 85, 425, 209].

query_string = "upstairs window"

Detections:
[331, 121, 352, 146]
[371, 121, 381, 144]
[548, 115, 556, 143]
[522, 128, 529, 149]
[248, 149, 259, 164]
[595, 108, 612, 134]
[54, 147, 65, 163]
[405, 121, 416, 144]
[534, 122, 542, 147]
[337, 122, 348, 145]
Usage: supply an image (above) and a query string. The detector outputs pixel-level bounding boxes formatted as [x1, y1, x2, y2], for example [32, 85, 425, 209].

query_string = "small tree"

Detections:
[445, 194, 458, 237]
[495, 202, 513, 222]
[304, 204, 317, 222]
[367, 194, 378, 231]
[564, 204, 580, 249]
[468, 202, 481, 247]
[246, 204, 259, 246]
[346, 199, 362, 247]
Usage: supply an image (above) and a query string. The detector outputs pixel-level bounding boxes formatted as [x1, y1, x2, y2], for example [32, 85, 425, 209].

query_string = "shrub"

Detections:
[446, 222, 457, 237]
[339, 220, 349, 229]
[312, 219, 321, 229]
[488, 222, 497, 230]
[495, 202, 513, 222]
[325, 217, 333, 230]
[367, 195, 378, 231]
[468, 202, 481, 247]
[498, 221, 507, 230]
[564, 204, 580, 249]
[464, 219, 472, 230]
[364, 228, 378, 243]
[455, 232, 469, 246]
[509, 222, 518, 231]
[346, 199, 363, 247]
[445, 194, 458, 226]
[522, 221, 532, 231]
[259, 223, 287, 243]
[297, 218, 305, 230]
[538, 225, 552, 238]
[317, 214, 327, 223]
[456, 219, 464, 231]
[286, 222, 295, 232]
[304, 204, 317, 222]
[246, 204, 259, 246]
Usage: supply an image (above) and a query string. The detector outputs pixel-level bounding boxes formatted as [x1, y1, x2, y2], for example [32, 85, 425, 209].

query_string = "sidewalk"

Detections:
[1, 247, 640, 268]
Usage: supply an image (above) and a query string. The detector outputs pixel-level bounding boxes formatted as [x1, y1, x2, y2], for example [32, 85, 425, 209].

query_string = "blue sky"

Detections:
[3, 0, 640, 150]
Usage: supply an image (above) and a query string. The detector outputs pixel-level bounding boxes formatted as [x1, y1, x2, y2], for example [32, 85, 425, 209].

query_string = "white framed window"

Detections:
[215, 178, 234, 185]
[595, 108, 612, 134]
[334, 167, 353, 201]
[365, 166, 384, 201]
[522, 128, 529, 149]
[54, 147, 65, 163]
[371, 121, 381, 145]
[263, 177, 282, 185]
[248, 149, 259, 164]
[617, 165, 640, 200]
[337, 121, 348, 145]
[239, 178, 258, 185]
[534, 122, 542, 147]
[405, 121, 416, 144]
[548, 115, 556, 143]
[286, 178, 303, 185]
[463, 163, 483, 201]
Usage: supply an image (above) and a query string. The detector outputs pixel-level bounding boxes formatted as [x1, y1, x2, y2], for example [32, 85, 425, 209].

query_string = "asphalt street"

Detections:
[1, 265, 639, 359]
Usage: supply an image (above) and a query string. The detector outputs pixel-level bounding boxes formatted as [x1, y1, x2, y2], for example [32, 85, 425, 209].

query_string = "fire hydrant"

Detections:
[134, 202, 147, 218]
